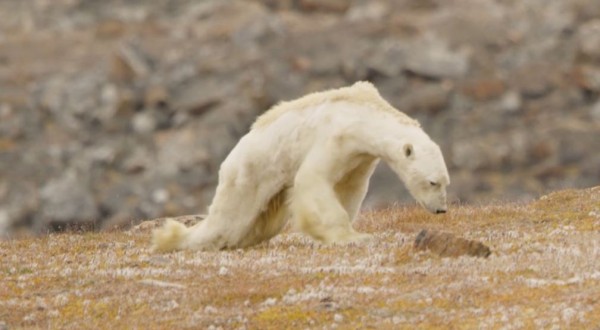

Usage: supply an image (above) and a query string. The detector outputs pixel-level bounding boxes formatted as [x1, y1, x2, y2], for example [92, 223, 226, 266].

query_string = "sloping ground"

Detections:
[1, 186, 599, 329]
[2, 0, 600, 234]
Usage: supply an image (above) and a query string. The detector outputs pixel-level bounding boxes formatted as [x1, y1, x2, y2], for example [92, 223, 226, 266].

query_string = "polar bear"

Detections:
[152, 81, 450, 252]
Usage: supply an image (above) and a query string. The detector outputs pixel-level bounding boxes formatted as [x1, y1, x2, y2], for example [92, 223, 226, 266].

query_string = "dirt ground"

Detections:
[1, 186, 599, 329]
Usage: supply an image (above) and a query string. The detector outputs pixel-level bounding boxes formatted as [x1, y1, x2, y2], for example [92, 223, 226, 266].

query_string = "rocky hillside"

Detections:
[1, 187, 599, 328]
[0, 0, 599, 234]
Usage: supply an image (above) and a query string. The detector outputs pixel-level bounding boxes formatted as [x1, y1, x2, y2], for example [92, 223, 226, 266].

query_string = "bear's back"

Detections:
[251, 81, 419, 130]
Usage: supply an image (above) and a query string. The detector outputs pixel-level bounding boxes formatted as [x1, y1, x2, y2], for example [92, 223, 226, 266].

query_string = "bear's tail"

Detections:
[152, 219, 189, 253]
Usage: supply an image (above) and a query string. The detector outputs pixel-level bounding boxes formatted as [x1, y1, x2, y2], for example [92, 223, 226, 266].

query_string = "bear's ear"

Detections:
[403, 143, 414, 158]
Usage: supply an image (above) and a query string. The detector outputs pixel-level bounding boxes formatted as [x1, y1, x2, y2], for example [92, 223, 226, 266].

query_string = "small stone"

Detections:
[262, 298, 277, 306]
[95, 20, 126, 39]
[118, 41, 152, 78]
[299, 0, 349, 13]
[370, 308, 393, 318]
[345, 2, 387, 22]
[366, 42, 406, 77]
[577, 19, 600, 60]
[498, 91, 522, 113]
[122, 148, 150, 174]
[333, 313, 344, 323]
[109, 53, 135, 83]
[461, 78, 505, 101]
[36, 297, 47, 311]
[414, 229, 491, 258]
[0, 209, 10, 236]
[218, 266, 229, 276]
[131, 112, 157, 134]
[89, 146, 116, 165]
[152, 189, 170, 204]
[392, 315, 404, 325]
[591, 101, 600, 121]
[572, 65, 600, 92]
[172, 79, 224, 116]
[0, 103, 12, 118]
[511, 63, 557, 98]
[23, 313, 36, 324]
[561, 307, 577, 323]
[145, 85, 169, 108]
[204, 305, 218, 314]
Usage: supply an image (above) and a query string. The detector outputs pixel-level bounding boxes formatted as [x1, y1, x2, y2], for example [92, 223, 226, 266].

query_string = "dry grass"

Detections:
[1, 186, 599, 329]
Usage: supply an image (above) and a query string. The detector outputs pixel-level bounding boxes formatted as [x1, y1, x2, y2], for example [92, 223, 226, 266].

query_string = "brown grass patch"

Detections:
[1, 186, 599, 329]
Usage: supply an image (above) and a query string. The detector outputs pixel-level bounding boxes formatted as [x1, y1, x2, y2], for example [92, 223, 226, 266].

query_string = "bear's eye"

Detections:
[429, 181, 438, 187]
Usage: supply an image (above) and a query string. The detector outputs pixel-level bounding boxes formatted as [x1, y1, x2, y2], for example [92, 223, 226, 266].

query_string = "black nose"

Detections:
[436, 209, 446, 214]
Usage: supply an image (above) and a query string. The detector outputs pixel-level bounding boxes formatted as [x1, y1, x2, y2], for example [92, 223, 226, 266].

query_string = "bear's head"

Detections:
[401, 141, 450, 214]
[385, 132, 450, 214]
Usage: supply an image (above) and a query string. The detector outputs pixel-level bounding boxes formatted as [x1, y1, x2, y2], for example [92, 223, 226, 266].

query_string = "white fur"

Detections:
[152, 81, 450, 252]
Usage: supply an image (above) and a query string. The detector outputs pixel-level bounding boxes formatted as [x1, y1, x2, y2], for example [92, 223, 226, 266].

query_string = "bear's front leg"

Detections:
[291, 166, 372, 245]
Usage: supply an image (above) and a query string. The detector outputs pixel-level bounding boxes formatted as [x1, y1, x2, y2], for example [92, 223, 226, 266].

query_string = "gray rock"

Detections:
[298, 0, 349, 13]
[345, 2, 388, 22]
[131, 112, 157, 134]
[39, 171, 99, 225]
[497, 91, 522, 113]
[557, 130, 597, 165]
[231, 11, 281, 48]
[575, 65, 600, 92]
[451, 141, 487, 171]
[172, 78, 228, 116]
[116, 40, 154, 80]
[570, 0, 600, 22]
[366, 41, 407, 77]
[0, 208, 10, 237]
[510, 63, 558, 98]
[577, 19, 600, 60]
[121, 147, 152, 174]
[429, 1, 508, 48]
[404, 35, 470, 79]
[592, 101, 600, 121]
[155, 127, 211, 176]
[397, 83, 451, 115]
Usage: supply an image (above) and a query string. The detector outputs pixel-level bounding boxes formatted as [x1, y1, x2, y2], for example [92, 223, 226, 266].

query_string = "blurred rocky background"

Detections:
[0, 0, 599, 235]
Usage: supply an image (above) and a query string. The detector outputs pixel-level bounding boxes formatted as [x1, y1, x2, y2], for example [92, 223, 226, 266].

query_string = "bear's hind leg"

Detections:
[237, 188, 289, 247]
[186, 171, 283, 250]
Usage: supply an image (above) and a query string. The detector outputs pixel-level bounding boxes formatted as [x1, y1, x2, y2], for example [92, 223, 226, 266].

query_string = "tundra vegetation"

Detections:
[1, 187, 599, 329]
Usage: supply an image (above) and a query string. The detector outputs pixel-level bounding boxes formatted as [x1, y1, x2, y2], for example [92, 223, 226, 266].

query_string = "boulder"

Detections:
[404, 35, 470, 79]
[39, 171, 99, 229]
[414, 229, 491, 258]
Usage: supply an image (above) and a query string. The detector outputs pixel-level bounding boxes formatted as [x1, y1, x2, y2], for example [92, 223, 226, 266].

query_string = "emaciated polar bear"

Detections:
[152, 81, 450, 252]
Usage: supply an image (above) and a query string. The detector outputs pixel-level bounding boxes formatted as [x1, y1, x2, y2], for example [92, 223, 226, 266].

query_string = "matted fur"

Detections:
[152, 81, 448, 252]
[252, 81, 420, 130]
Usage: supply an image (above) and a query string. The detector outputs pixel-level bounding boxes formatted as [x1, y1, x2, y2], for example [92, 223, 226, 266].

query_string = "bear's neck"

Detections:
[352, 113, 423, 179]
